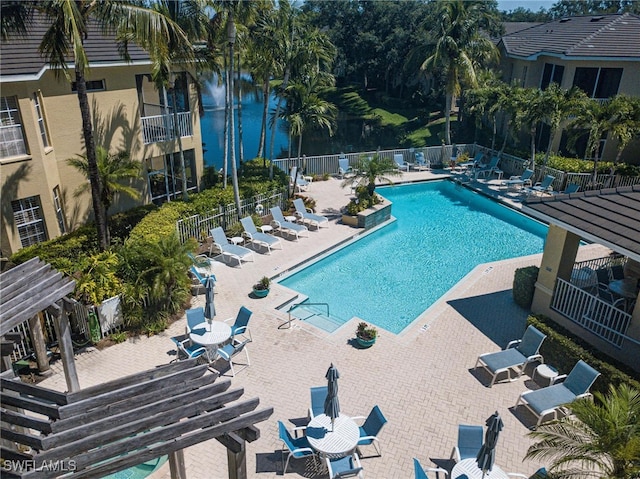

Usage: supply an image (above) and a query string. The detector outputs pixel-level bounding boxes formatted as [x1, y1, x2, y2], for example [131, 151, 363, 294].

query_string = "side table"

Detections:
[229, 236, 244, 246]
[533, 364, 559, 386]
[260, 225, 273, 234]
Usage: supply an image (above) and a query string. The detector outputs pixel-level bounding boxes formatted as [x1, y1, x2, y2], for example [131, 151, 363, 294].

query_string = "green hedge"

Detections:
[527, 315, 640, 395]
[539, 153, 640, 176]
[513, 266, 539, 308]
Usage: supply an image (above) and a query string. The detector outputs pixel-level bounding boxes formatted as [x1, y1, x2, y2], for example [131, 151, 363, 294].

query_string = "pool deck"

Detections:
[39, 169, 612, 478]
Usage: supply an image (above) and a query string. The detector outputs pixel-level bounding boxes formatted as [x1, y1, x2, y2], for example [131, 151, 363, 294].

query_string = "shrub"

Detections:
[513, 266, 539, 308]
[527, 315, 640, 395]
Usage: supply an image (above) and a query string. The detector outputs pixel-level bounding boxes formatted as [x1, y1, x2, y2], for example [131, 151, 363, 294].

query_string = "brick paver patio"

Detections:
[39, 171, 611, 479]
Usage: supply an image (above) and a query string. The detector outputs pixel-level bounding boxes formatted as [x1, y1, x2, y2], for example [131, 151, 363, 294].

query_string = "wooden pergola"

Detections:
[0, 258, 274, 478]
[0, 360, 273, 478]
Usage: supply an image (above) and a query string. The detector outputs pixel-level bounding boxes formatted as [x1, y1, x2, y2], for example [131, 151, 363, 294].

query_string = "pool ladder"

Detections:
[280, 301, 330, 329]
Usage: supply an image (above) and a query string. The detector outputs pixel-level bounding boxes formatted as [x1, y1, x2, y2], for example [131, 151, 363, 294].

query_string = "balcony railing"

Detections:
[140, 111, 192, 144]
[551, 277, 632, 348]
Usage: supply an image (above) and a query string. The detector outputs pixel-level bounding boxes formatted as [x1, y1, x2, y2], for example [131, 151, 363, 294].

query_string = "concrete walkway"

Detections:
[39, 170, 611, 479]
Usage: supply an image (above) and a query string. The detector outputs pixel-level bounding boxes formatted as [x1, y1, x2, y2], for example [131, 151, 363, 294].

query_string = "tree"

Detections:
[541, 84, 587, 165]
[5, 1, 190, 251]
[419, 0, 501, 145]
[464, 73, 505, 150]
[342, 154, 401, 197]
[513, 87, 547, 171]
[608, 95, 640, 171]
[526, 383, 640, 479]
[67, 146, 141, 219]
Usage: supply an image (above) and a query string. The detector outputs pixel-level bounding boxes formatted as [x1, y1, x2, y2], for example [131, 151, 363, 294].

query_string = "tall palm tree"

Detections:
[541, 83, 587, 165]
[513, 87, 548, 171]
[608, 95, 640, 171]
[6, 1, 191, 251]
[420, 0, 500, 145]
[67, 146, 141, 217]
[526, 383, 640, 479]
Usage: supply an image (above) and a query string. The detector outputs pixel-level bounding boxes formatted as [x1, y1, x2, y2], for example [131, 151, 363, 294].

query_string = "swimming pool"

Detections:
[278, 181, 548, 334]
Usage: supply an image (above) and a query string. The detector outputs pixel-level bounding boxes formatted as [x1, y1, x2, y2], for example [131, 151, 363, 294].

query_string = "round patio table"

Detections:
[306, 414, 359, 459]
[451, 458, 508, 479]
[189, 321, 231, 362]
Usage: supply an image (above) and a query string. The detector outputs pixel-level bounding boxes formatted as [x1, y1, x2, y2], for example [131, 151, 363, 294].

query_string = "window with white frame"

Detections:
[53, 186, 66, 234]
[12, 196, 47, 247]
[0, 96, 28, 158]
[33, 91, 50, 148]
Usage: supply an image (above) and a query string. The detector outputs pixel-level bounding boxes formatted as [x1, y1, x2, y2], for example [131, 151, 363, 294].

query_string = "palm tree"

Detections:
[420, 0, 501, 145]
[513, 87, 548, 171]
[608, 95, 640, 172]
[526, 383, 640, 479]
[541, 84, 587, 165]
[342, 154, 401, 197]
[67, 146, 141, 217]
[6, 1, 191, 251]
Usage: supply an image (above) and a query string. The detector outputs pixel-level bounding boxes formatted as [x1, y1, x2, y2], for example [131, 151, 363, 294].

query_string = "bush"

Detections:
[527, 315, 640, 395]
[513, 266, 539, 308]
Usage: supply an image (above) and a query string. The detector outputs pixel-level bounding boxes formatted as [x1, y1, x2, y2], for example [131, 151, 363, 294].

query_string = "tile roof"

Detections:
[1, 14, 150, 80]
[523, 185, 640, 262]
[500, 12, 640, 59]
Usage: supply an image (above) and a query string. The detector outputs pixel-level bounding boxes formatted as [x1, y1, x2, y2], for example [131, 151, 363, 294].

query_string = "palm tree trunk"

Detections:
[223, 65, 229, 189]
[236, 53, 244, 164]
[75, 66, 108, 250]
[227, 22, 242, 216]
[543, 128, 556, 167]
[490, 117, 497, 152]
[171, 86, 188, 201]
[269, 67, 291, 179]
[530, 126, 537, 171]
[257, 79, 269, 161]
[445, 93, 452, 145]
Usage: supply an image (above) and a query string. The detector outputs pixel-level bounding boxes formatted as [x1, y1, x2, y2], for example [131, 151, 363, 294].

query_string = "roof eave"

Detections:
[0, 59, 153, 83]
[502, 51, 640, 62]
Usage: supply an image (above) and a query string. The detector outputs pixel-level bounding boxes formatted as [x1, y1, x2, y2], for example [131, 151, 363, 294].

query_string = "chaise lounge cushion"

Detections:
[523, 384, 577, 416]
[480, 348, 527, 374]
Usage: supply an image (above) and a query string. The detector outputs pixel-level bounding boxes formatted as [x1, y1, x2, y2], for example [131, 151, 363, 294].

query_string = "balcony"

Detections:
[140, 111, 192, 145]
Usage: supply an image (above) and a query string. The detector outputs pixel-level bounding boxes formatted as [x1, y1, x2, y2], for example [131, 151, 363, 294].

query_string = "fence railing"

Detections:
[573, 254, 627, 275]
[176, 187, 289, 243]
[140, 111, 192, 144]
[551, 278, 633, 348]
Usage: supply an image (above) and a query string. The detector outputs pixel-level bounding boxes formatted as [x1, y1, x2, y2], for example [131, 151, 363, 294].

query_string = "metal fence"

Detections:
[176, 187, 289, 243]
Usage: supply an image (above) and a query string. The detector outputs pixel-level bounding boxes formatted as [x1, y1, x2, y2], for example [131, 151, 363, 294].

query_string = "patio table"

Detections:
[451, 458, 508, 479]
[306, 414, 359, 459]
[189, 321, 231, 362]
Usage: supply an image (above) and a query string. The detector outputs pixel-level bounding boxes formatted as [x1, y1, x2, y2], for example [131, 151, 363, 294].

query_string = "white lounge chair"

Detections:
[240, 216, 283, 253]
[270, 206, 309, 240]
[393, 153, 410, 172]
[414, 151, 430, 171]
[293, 198, 329, 229]
[338, 156, 353, 178]
[502, 169, 534, 191]
[527, 174, 555, 197]
[290, 166, 310, 192]
[209, 227, 255, 267]
[475, 156, 502, 179]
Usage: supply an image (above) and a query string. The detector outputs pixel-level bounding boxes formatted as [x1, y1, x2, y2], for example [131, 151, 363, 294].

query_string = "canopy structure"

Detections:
[0, 360, 273, 479]
[0, 257, 78, 388]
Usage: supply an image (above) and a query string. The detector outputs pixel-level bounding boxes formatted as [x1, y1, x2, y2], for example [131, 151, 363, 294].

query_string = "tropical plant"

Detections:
[341, 154, 401, 197]
[356, 321, 377, 341]
[526, 383, 640, 479]
[513, 87, 548, 171]
[418, 0, 501, 145]
[67, 146, 141, 219]
[72, 250, 122, 305]
[4, 1, 191, 250]
[253, 276, 271, 291]
[608, 95, 640, 172]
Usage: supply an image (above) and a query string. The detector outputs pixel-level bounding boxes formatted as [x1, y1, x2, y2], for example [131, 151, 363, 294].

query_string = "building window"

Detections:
[0, 96, 28, 158]
[33, 91, 50, 148]
[146, 149, 197, 205]
[540, 63, 564, 90]
[71, 79, 106, 92]
[53, 186, 66, 234]
[573, 67, 622, 99]
[12, 196, 47, 247]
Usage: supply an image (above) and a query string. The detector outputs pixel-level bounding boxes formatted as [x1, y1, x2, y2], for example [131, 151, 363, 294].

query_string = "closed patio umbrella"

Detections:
[476, 411, 503, 477]
[324, 363, 340, 431]
[204, 276, 216, 321]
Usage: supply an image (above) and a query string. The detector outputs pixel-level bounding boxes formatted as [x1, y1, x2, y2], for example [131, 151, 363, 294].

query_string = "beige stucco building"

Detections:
[498, 13, 640, 163]
[1, 24, 204, 257]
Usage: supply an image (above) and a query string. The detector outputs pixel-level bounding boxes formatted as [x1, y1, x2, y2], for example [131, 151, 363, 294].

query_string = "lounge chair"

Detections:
[293, 198, 329, 229]
[393, 153, 410, 172]
[240, 216, 283, 253]
[502, 169, 534, 190]
[270, 206, 309, 240]
[527, 175, 555, 196]
[414, 151, 430, 171]
[278, 420, 317, 474]
[414, 458, 449, 479]
[338, 156, 353, 178]
[515, 360, 600, 428]
[209, 227, 254, 267]
[475, 325, 546, 387]
[559, 183, 580, 194]
[326, 452, 364, 479]
[475, 156, 502, 179]
[450, 424, 483, 462]
[290, 166, 310, 192]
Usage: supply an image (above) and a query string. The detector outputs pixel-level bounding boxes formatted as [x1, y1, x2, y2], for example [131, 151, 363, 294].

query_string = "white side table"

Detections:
[284, 215, 297, 223]
[533, 364, 559, 385]
[260, 225, 273, 234]
[229, 236, 244, 246]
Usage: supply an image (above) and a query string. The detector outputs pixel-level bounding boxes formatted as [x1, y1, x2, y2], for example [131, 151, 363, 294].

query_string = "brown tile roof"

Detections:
[500, 13, 640, 59]
[1, 14, 150, 80]
[523, 185, 640, 262]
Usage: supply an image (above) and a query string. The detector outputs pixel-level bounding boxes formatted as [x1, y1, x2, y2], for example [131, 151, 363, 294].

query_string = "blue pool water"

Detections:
[278, 181, 548, 334]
